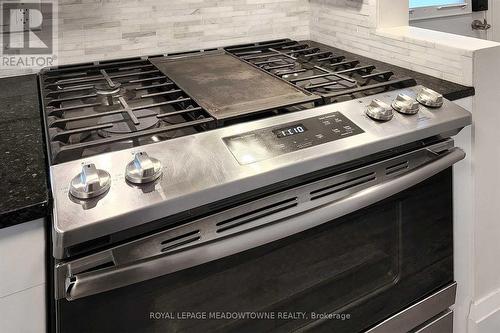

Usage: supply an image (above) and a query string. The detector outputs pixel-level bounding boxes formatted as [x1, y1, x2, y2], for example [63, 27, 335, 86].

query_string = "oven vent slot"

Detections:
[310, 172, 377, 200]
[160, 230, 201, 253]
[216, 198, 298, 233]
[385, 161, 409, 175]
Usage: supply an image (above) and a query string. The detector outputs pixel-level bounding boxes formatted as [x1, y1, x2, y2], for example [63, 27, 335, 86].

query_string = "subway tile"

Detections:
[0, 0, 475, 85]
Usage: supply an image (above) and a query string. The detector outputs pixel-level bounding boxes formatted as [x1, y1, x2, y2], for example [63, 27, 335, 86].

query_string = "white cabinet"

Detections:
[0, 284, 46, 333]
[451, 97, 473, 333]
[0, 219, 47, 333]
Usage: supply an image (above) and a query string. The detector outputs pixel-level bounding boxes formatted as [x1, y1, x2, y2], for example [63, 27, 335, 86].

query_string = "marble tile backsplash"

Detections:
[309, 0, 473, 85]
[0, 0, 310, 76]
[0, 0, 474, 85]
[56, 0, 310, 61]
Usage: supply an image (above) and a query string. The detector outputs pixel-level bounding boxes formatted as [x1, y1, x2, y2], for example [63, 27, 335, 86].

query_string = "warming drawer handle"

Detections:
[63, 147, 465, 301]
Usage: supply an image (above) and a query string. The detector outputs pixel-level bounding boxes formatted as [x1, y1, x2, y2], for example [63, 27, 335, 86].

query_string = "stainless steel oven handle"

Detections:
[64, 147, 465, 301]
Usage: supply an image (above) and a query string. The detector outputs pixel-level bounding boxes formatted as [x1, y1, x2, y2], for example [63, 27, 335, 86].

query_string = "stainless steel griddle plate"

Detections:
[150, 50, 321, 121]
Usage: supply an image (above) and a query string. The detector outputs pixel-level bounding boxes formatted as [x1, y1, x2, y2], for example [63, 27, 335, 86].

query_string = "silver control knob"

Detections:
[417, 87, 443, 108]
[70, 164, 111, 199]
[365, 99, 394, 121]
[392, 93, 420, 115]
[125, 152, 162, 184]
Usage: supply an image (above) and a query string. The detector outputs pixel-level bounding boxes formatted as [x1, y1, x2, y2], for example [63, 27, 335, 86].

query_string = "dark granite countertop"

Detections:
[0, 74, 49, 229]
[307, 40, 475, 101]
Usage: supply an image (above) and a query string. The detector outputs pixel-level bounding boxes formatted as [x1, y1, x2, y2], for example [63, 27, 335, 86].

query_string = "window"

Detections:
[410, 0, 466, 7]
[409, 0, 471, 20]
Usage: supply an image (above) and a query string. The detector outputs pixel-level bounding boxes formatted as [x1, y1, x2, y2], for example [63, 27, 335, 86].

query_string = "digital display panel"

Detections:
[223, 112, 365, 165]
[273, 124, 308, 138]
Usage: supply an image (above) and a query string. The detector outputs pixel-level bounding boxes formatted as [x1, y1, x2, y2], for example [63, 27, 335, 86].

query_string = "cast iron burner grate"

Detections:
[225, 39, 417, 103]
[40, 57, 216, 164]
[40, 39, 417, 164]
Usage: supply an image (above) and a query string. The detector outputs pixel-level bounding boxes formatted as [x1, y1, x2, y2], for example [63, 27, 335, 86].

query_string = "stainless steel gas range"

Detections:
[40, 39, 471, 333]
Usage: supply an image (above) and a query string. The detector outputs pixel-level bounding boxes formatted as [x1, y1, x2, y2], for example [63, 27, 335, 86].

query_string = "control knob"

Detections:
[417, 87, 443, 108]
[365, 99, 394, 121]
[70, 164, 111, 199]
[125, 152, 162, 184]
[392, 93, 420, 115]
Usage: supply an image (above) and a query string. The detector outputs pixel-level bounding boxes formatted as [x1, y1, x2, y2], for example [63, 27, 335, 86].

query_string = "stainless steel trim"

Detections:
[413, 310, 453, 333]
[364, 283, 457, 333]
[56, 146, 464, 300]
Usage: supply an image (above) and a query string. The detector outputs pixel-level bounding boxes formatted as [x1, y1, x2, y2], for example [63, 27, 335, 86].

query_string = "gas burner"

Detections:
[41, 58, 216, 164]
[303, 77, 358, 92]
[94, 70, 123, 106]
[324, 81, 358, 91]
[94, 82, 121, 106]
[227, 39, 416, 101]
[68, 132, 92, 145]
[97, 109, 160, 137]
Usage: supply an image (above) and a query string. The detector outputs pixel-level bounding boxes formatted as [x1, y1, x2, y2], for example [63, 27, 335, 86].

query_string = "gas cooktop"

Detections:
[39, 39, 416, 164]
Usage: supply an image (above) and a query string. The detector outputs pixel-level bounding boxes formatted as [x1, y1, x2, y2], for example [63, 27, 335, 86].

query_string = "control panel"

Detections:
[223, 112, 364, 165]
[65, 87, 447, 201]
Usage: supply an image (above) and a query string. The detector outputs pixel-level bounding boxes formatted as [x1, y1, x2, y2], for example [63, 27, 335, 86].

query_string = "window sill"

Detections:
[375, 25, 498, 54]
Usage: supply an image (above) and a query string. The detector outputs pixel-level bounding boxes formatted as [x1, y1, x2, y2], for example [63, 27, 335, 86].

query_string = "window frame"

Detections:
[409, 1, 472, 21]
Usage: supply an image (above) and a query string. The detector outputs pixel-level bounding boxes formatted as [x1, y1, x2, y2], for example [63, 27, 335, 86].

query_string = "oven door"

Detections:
[54, 140, 463, 333]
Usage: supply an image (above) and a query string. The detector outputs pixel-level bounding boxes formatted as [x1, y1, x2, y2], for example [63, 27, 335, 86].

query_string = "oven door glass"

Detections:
[57, 169, 453, 333]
